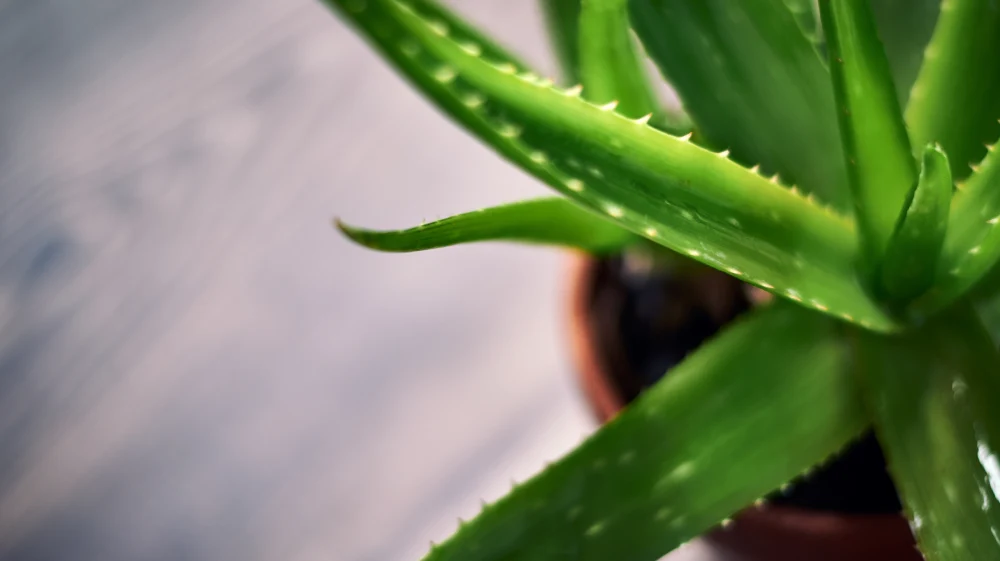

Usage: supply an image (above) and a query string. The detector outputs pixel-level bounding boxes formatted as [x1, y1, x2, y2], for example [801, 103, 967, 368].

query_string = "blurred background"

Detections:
[0, 1, 713, 560]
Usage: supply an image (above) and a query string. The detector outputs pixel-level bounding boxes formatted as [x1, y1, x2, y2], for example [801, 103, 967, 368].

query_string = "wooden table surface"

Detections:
[0, 1, 718, 559]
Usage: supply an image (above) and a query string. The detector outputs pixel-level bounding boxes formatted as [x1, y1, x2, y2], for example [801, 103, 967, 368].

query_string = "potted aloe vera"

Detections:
[328, 0, 1000, 559]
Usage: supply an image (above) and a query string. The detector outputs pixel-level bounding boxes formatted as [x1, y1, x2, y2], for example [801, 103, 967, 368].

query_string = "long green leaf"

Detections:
[326, 0, 900, 331]
[869, 0, 939, 106]
[916, 137, 1000, 315]
[547, 0, 690, 133]
[855, 305, 1000, 561]
[820, 0, 917, 268]
[337, 197, 635, 254]
[629, 0, 849, 209]
[421, 303, 866, 561]
[540, 0, 583, 85]
[905, 0, 1000, 182]
[578, 0, 660, 120]
[879, 144, 952, 304]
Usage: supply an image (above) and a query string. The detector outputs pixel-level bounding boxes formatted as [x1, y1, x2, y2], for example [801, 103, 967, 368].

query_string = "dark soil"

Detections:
[587, 255, 902, 514]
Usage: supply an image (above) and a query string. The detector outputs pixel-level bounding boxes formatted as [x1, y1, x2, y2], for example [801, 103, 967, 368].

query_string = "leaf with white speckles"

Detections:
[421, 303, 866, 561]
[337, 197, 636, 254]
[324, 0, 900, 331]
[855, 304, 1000, 561]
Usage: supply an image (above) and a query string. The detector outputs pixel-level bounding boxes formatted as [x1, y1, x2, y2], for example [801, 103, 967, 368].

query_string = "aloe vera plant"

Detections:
[327, 0, 1000, 559]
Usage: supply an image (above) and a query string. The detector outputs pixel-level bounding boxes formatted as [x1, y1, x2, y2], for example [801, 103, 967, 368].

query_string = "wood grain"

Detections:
[0, 1, 714, 559]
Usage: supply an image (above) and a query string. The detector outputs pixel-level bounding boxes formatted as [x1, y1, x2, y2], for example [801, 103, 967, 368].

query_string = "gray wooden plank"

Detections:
[0, 1, 717, 559]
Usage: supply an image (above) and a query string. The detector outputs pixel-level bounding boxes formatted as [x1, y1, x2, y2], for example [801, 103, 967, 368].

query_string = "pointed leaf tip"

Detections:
[324, 0, 900, 331]
[335, 218, 367, 244]
[334, 198, 636, 254]
[916, 123, 1000, 314]
[878, 143, 952, 305]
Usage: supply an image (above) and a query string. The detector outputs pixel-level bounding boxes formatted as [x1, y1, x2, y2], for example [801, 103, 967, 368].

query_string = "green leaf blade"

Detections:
[975, 288, 1000, 347]
[629, 0, 850, 209]
[326, 0, 900, 331]
[855, 305, 1000, 561]
[336, 197, 636, 254]
[879, 143, 952, 304]
[540, 0, 583, 85]
[915, 139, 1000, 315]
[905, 0, 1000, 183]
[380, 0, 531, 72]
[578, 0, 659, 120]
[425, 304, 866, 561]
[783, 0, 823, 49]
[870, 0, 939, 106]
[820, 0, 917, 268]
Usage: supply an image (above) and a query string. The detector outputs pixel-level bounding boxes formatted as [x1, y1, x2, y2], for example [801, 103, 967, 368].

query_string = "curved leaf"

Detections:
[855, 304, 1000, 561]
[629, 0, 850, 209]
[879, 143, 952, 304]
[820, 0, 917, 269]
[422, 303, 866, 561]
[905, 0, 1000, 182]
[325, 0, 900, 331]
[337, 197, 636, 254]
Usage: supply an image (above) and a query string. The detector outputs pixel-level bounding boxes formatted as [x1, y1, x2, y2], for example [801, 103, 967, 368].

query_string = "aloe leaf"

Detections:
[869, 0, 939, 105]
[783, 0, 822, 48]
[879, 144, 952, 304]
[336, 197, 636, 254]
[915, 137, 1000, 315]
[577, 0, 660, 121]
[905, 0, 1000, 182]
[386, 0, 531, 71]
[629, 0, 849, 209]
[572, 0, 690, 134]
[540, 0, 582, 85]
[420, 303, 866, 561]
[854, 304, 1000, 561]
[325, 0, 901, 331]
[820, 0, 917, 268]
[976, 290, 1000, 347]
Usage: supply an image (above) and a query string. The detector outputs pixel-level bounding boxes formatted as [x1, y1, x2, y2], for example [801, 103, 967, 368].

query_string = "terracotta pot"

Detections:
[565, 254, 922, 561]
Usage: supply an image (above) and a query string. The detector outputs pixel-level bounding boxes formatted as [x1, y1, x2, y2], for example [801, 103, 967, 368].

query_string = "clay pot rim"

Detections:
[563, 253, 916, 551]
